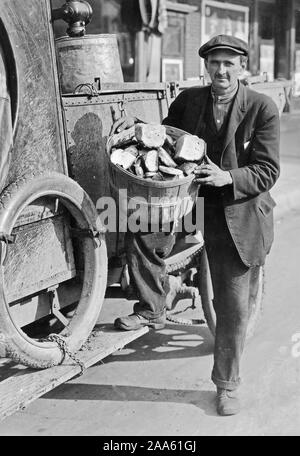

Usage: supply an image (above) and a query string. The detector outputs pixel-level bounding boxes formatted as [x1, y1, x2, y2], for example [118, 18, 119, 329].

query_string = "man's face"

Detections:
[205, 50, 245, 93]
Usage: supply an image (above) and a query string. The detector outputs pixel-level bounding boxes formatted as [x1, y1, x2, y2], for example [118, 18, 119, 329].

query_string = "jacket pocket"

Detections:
[258, 195, 276, 217]
[256, 195, 276, 253]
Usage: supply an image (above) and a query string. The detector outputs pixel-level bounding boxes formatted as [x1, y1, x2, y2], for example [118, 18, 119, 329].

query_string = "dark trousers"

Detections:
[205, 205, 259, 390]
[125, 206, 259, 390]
[125, 231, 175, 319]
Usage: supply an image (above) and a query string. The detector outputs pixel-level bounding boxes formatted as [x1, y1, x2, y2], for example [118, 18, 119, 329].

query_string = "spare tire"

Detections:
[0, 172, 107, 368]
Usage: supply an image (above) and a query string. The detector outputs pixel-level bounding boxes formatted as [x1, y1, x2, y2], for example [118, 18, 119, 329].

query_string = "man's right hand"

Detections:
[112, 115, 137, 134]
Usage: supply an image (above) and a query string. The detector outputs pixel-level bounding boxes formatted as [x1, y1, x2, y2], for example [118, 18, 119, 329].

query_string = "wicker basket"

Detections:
[106, 125, 202, 226]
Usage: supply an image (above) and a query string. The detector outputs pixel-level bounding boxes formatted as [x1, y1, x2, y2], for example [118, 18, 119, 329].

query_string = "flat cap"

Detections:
[198, 34, 249, 58]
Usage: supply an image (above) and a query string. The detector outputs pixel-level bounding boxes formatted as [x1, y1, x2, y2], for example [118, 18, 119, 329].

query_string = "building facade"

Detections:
[51, 0, 300, 100]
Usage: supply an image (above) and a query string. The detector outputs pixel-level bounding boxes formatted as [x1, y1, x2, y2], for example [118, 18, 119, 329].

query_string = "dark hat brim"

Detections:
[199, 44, 247, 58]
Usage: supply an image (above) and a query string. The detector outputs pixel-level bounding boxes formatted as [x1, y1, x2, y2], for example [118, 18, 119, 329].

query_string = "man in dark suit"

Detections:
[113, 35, 280, 415]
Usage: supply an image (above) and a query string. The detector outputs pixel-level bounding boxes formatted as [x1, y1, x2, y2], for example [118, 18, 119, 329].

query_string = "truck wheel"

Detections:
[198, 249, 264, 341]
[0, 172, 107, 368]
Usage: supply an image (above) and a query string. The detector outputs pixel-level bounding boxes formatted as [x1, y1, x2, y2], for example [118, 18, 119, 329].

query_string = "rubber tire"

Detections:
[198, 248, 264, 341]
[0, 172, 107, 368]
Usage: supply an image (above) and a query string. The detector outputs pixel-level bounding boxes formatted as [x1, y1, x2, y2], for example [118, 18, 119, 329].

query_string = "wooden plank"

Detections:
[0, 325, 148, 422]
[13, 197, 63, 229]
[4, 215, 76, 303]
[9, 281, 81, 328]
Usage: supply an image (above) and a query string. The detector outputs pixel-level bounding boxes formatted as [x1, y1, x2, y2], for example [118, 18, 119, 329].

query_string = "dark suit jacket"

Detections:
[162, 82, 280, 267]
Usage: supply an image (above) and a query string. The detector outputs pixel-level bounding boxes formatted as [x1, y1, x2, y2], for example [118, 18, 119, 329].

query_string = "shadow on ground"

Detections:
[42, 383, 218, 417]
[94, 323, 214, 362]
[39, 323, 217, 416]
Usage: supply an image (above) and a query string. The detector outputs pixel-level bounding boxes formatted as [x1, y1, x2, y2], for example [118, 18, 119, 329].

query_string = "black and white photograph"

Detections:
[0, 0, 299, 439]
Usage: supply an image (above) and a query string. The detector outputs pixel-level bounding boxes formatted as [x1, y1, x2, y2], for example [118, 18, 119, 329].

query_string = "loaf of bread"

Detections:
[142, 149, 159, 172]
[124, 145, 139, 157]
[110, 148, 137, 170]
[175, 134, 206, 162]
[134, 158, 144, 178]
[135, 123, 166, 148]
[109, 123, 207, 182]
[178, 162, 198, 176]
[110, 126, 136, 148]
[158, 147, 177, 168]
[159, 165, 184, 177]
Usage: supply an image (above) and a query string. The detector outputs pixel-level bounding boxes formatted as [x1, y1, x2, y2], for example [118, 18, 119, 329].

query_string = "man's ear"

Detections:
[239, 62, 247, 76]
[239, 57, 248, 74]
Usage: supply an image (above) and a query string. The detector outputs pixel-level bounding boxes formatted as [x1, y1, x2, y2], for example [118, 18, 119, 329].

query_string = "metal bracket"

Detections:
[0, 232, 16, 244]
[168, 81, 180, 99]
[70, 227, 106, 241]
[118, 99, 127, 118]
[157, 90, 166, 100]
[47, 285, 70, 327]
[94, 77, 101, 91]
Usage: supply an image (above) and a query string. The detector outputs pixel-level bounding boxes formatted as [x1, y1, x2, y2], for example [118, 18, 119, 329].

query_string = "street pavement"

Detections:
[0, 112, 300, 436]
[271, 112, 300, 220]
[1, 209, 299, 436]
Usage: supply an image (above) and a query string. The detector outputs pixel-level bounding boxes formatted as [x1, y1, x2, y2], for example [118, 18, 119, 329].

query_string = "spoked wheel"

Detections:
[0, 172, 107, 368]
[197, 248, 264, 341]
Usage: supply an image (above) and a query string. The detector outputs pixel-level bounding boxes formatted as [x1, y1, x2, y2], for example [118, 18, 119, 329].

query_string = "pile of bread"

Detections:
[109, 123, 206, 181]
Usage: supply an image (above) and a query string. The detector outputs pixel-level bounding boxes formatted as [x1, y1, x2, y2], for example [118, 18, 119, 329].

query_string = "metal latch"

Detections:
[0, 232, 16, 244]
[168, 81, 179, 99]
[70, 227, 106, 241]
[47, 285, 69, 328]
[73, 83, 98, 98]
[118, 99, 127, 117]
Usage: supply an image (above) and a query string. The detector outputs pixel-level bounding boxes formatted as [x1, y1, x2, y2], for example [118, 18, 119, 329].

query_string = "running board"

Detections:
[0, 325, 148, 422]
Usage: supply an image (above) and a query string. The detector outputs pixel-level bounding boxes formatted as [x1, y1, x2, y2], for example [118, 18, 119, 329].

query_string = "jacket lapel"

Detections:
[221, 82, 248, 162]
[193, 86, 210, 136]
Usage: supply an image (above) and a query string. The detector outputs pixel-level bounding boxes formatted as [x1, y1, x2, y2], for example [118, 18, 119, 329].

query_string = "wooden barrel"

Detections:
[106, 126, 201, 227]
[55, 34, 123, 93]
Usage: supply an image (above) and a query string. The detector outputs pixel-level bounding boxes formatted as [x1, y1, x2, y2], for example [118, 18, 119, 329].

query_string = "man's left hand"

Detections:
[193, 156, 233, 187]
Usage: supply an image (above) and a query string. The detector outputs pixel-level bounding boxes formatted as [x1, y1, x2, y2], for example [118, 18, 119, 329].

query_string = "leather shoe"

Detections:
[114, 312, 166, 331]
[216, 388, 241, 416]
